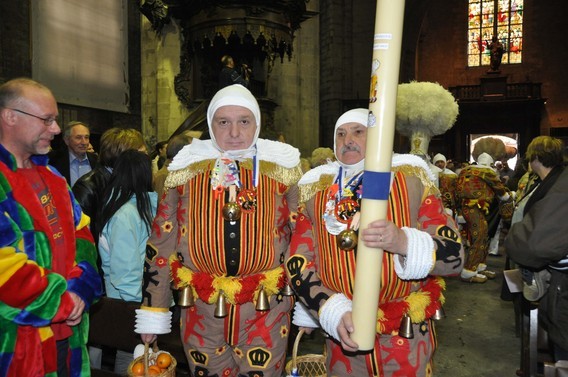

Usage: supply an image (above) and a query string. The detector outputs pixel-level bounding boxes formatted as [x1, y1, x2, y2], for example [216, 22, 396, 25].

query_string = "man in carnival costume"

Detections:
[456, 137, 513, 283]
[0, 78, 101, 376]
[137, 84, 302, 377]
[286, 108, 464, 377]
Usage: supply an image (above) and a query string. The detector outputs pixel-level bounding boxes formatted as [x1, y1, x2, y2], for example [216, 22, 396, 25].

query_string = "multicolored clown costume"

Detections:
[0, 145, 102, 377]
[286, 109, 464, 377]
[138, 85, 302, 377]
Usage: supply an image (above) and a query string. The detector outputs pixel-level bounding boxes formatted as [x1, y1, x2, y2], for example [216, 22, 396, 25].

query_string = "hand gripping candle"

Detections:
[350, 0, 406, 351]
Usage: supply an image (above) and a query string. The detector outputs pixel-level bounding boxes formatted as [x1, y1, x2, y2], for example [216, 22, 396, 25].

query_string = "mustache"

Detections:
[341, 144, 361, 154]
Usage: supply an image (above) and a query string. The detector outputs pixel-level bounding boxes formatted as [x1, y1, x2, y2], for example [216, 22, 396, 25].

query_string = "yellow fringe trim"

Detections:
[299, 164, 439, 205]
[165, 159, 302, 190]
[299, 174, 335, 204]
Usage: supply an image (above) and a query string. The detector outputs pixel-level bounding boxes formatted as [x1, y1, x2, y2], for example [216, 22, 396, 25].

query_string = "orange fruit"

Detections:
[148, 365, 162, 376]
[131, 361, 145, 376]
[156, 353, 172, 369]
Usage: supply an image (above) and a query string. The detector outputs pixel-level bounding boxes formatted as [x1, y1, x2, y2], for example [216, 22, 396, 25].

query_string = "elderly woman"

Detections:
[506, 136, 568, 362]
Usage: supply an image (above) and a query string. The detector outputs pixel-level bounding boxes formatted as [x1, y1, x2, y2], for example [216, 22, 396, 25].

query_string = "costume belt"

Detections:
[376, 276, 445, 334]
[169, 254, 286, 305]
[463, 199, 490, 214]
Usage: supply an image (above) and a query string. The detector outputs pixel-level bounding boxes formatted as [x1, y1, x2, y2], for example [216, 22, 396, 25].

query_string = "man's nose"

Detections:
[229, 124, 240, 137]
[50, 121, 61, 135]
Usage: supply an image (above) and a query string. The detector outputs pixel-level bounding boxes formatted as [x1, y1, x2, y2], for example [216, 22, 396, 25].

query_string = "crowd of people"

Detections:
[1, 76, 566, 376]
[431, 136, 568, 372]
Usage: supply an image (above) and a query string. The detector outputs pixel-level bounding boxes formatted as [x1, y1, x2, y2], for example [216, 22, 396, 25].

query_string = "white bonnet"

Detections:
[477, 152, 494, 167]
[333, 108, 369, 162]
[433, 153, 446, 164]
[207, 84, 261, 152]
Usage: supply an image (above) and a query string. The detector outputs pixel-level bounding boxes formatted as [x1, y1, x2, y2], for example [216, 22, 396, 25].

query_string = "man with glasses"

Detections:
[0, 78, 102, 376]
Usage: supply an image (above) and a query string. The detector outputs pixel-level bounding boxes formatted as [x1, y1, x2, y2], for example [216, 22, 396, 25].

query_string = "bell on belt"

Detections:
[222, 202, 241, 221]
[255, 286, 270, 312]
[214, 290, 228, 318]
[337, 229, 357, 250]
[432, 306, 446, 321]
[178, 286, 195, 307]
[281, 283, 294, 296]
[399, 314, 414, 339]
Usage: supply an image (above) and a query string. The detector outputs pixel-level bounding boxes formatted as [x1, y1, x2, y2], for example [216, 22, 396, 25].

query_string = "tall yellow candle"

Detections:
[350, 0, 406, 351]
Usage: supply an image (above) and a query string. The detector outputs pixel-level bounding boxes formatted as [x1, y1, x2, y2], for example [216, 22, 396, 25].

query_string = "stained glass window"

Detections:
[467, 0, 523, 67]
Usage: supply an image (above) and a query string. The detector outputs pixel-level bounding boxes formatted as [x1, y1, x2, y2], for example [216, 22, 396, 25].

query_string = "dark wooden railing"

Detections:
[449, 82, 542, 101]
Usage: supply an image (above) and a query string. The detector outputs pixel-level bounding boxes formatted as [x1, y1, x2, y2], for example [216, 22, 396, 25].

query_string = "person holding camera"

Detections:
[218, 55, 250, 89]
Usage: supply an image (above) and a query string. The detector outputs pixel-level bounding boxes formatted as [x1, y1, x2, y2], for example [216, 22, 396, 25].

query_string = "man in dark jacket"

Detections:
[218, 55, 250, 89]
[49, 121, 98, 186]
[73, 127, 147, 242]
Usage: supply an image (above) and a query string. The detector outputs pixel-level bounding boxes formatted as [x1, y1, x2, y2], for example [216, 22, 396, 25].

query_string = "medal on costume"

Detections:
[334, 198, 359, 223]
[335, 198, 360, 251]
[323, 168, 363, 250]
[235, 154, 259, 214]
[216, 154, 260, 221]
[237, 188, 257, 213]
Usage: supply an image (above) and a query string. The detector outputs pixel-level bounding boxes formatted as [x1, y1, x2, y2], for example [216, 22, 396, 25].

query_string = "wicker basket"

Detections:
[127, 342, 177, 377]
[285, 329, 327, 377]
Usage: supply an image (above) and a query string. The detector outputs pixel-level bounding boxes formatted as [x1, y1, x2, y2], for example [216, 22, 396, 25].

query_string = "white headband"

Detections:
[207, 84, 261, 152]
[333, 108, 369, 164]
[433, 153, 446, 164]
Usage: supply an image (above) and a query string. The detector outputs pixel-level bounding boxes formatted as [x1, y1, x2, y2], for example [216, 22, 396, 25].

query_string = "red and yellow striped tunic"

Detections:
[287, 159, 464, 335]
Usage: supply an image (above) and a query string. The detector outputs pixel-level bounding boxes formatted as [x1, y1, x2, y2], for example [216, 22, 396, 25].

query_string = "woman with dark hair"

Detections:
[96, 150, 158, 372]
[98, 149, 157, 301]
[151, 140, 168, 172]
[73, 127, 147, 242]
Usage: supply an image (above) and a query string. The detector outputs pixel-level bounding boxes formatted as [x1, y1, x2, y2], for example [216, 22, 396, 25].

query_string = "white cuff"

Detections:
[135, 308, 172, 334]
[500, 193, 511, 201]
[318, 293, 352, 341]
[133, 344, 154, 359]
[394, 227, 435, 280]
[292, 302, 320, 329]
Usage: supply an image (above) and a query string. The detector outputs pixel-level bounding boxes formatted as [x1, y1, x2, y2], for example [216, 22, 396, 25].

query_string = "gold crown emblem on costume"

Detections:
[437, 225, 459, 241]
[190, 350, 208, 365]
[247, 347, 271, 367]
[286, 256, 304, 275]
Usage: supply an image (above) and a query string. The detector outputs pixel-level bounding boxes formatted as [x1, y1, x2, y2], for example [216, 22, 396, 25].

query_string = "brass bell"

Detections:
[337, 229, 357, 251]
[214, 290, 228, 318]
[432, 306, 446, 321]
[281, 283, 294, 296]
[178, 286, 195, 307]
[222, 202, 242, 221]
[255, 286, 270, 311]
[398, 314, 414, 339]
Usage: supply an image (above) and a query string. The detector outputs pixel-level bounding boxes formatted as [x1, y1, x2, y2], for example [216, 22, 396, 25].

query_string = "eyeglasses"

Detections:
[8, 108, 59, 127]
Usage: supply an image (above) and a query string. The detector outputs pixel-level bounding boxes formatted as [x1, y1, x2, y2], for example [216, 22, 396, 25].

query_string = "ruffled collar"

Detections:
[168, 138, 300, 171]
[298, 153, 436, 186]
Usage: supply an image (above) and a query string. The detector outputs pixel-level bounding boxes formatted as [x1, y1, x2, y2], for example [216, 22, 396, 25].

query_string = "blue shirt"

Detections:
[69, 152, 92, 186]
[98, 192, 158, 302]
